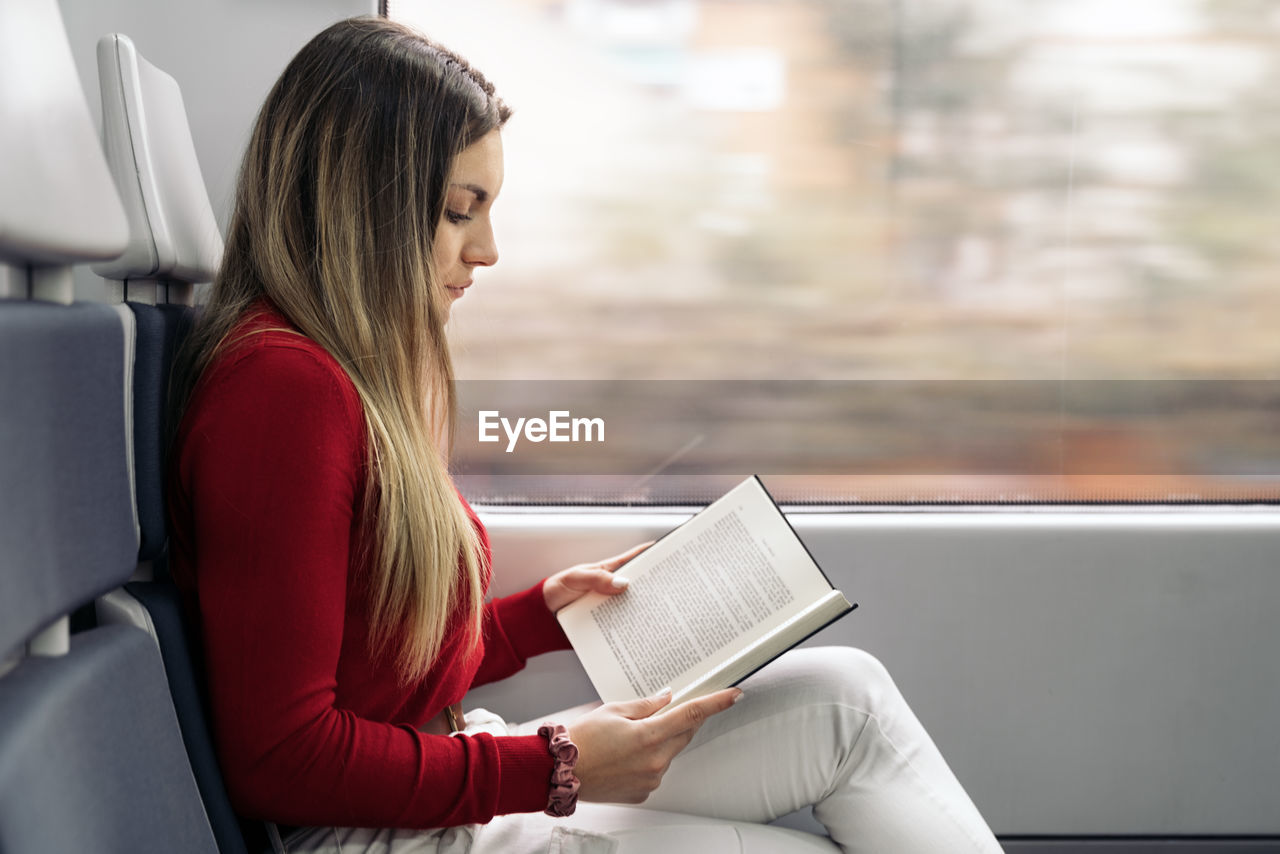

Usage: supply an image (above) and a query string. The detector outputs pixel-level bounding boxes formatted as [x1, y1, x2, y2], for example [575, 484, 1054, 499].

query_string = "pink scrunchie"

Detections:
[537, 724, 580, 817]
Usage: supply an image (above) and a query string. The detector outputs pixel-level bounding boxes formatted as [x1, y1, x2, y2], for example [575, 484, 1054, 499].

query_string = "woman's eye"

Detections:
[445, 210, 472, 224]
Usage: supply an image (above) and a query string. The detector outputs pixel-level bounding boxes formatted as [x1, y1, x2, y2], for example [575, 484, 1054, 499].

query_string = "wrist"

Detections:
[540, 576, 560, 612]
[537, 723, 580, 817]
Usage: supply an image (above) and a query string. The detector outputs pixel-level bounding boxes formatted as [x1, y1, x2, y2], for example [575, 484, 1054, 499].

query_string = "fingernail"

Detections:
[656, 686, 672, 698]
[732, 690, 744, 704]
[611, 575, 629, 588]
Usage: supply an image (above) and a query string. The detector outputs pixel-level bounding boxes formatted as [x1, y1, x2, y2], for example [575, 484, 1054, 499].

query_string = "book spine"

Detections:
[672, 589, 852, 704]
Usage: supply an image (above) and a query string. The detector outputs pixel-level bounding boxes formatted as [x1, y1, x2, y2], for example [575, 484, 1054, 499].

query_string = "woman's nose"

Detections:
[464, 223, 498, 267]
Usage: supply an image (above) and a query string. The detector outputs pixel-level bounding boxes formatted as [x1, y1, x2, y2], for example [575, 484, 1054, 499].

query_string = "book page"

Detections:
[557, 477, 837, 702]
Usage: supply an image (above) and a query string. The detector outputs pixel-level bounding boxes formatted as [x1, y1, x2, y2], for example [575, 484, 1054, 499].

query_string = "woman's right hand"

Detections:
[567, 687, 742, 804]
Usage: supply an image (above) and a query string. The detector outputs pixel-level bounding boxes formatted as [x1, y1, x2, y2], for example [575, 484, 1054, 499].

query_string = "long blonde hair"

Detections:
[171, 17, 511, 684]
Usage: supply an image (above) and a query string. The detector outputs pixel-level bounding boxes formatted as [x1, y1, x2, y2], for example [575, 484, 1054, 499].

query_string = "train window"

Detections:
[390, 0, 1280, 506]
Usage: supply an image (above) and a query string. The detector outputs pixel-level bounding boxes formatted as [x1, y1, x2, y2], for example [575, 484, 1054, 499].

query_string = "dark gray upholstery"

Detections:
[0, 299, 137, 658]
[0, 624, 219, 853]
[128, 302, 194, 562]
[122, 581, 254, 854]
[119, 304, 262, 853]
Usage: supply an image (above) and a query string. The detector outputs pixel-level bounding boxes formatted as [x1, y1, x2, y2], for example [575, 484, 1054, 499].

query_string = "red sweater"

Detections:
[167, 303, 570, 828]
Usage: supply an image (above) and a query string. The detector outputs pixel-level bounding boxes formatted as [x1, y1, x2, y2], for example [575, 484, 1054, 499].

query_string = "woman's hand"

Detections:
[542, 541, 653, 613]
[567, 687, 743, 804]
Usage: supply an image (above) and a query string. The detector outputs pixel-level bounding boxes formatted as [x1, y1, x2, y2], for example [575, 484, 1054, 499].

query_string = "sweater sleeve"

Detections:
[178, 340, 552, 828]
[471, 581, 574, 689]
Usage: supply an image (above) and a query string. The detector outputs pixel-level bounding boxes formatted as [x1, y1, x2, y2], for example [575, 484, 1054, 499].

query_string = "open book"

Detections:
[557, 476, 855, 704]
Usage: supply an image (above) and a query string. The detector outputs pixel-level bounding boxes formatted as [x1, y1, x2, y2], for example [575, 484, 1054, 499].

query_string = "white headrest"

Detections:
[0, 0, 129, 267]
[92, 34, 223, 284]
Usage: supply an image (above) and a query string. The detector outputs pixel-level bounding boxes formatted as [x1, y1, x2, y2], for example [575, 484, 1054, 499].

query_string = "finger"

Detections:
[611, 686, 673, 721]
[559, 567, 596, 586]
[558, 567, 628, 595]
[599, 541, 655, 572]
[655, 687, 742, 736]
[602, 570, 629, 592]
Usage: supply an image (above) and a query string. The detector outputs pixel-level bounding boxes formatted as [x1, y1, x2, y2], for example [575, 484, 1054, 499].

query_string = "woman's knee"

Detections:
[747, 646, 903, 715]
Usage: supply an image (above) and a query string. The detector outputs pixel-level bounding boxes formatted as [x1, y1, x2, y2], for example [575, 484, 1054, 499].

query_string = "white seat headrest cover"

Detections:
[0, 0, 129, 266]
[92, 34, 223, 284]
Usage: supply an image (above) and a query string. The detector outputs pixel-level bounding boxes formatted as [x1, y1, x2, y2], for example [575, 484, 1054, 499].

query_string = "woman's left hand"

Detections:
[542, 541, 654, 612]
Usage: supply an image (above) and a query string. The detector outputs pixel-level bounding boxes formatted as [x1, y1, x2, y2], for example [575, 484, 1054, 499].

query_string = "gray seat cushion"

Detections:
[0, 624, 218, 853]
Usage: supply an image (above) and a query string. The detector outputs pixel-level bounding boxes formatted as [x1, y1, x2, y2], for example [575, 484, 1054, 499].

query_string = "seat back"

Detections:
[0, 0, 135, 659]
[0, 301, 137, 660]
[0, 3, 220, 851]
[90, 30, 260, 854]
[95, 27, 212, 570]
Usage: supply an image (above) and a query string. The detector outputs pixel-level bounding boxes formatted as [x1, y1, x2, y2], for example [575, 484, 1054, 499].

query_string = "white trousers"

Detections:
[279, 647, 1002, 854]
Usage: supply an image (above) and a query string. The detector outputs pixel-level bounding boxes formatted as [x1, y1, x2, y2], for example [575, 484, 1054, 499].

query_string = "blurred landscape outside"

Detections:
[393, 0, 1280, 504]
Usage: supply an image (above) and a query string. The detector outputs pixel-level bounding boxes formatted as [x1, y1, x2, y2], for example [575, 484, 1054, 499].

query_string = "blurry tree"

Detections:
[815, 0, 1022, 299]
[1159, 0, 1280, 293]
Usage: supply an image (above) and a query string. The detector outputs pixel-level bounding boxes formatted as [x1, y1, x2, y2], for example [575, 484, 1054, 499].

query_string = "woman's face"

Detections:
[433, 129, 504, 315]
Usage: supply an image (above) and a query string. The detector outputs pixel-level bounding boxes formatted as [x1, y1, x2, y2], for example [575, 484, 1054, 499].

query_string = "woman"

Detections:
[167, 16, 1001, 854]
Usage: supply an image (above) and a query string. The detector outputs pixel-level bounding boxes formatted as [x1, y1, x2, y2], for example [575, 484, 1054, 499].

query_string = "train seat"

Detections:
[94, 29, 219, 565]
[88, 30, 255, 854]
[0, 2, 219, 851]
